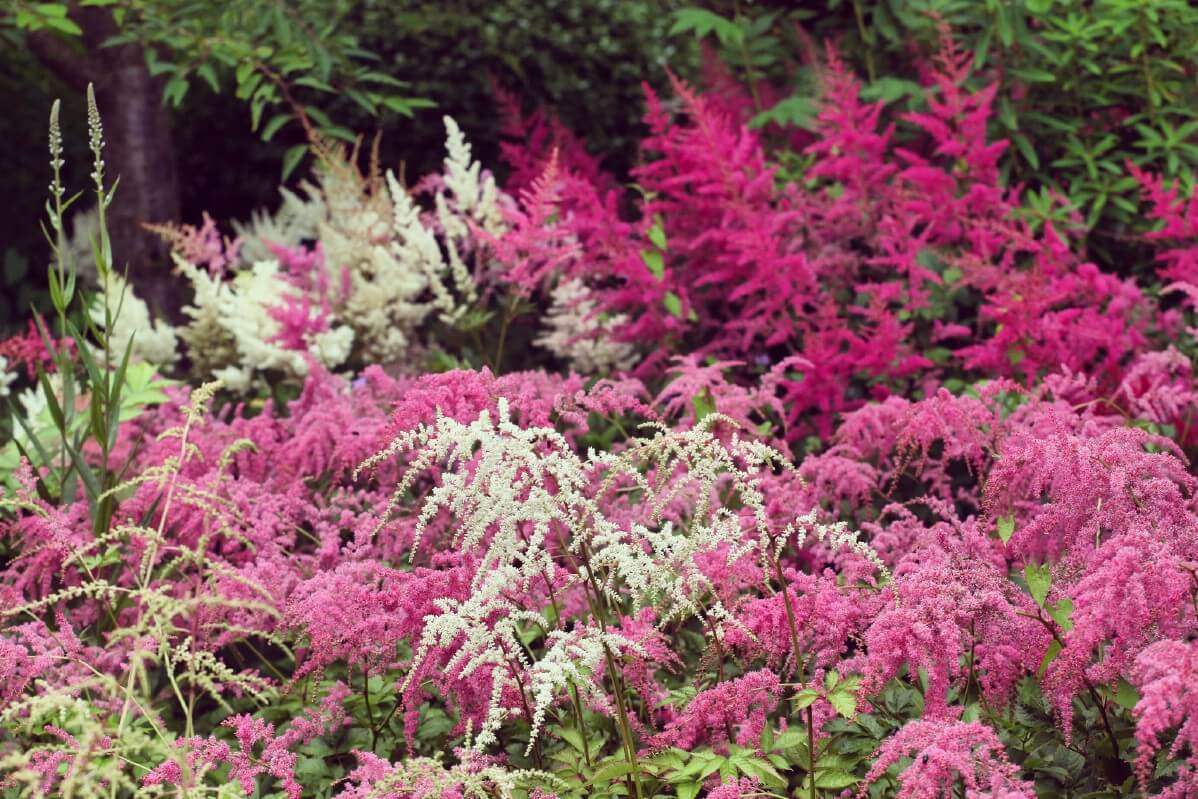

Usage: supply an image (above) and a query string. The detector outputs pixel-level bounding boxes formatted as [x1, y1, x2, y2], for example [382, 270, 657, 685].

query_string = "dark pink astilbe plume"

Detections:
[0, 318, 72, 378]
[490, 78, 608, 194]
[266, 242, 351, 352]
[481, 153, 580, 294]
[1130, 162, 1198, 285]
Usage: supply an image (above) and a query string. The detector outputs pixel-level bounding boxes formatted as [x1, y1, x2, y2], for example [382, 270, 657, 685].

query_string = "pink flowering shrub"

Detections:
[1, 357, 1196, 796]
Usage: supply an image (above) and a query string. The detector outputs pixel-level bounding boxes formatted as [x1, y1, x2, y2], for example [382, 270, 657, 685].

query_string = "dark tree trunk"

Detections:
[26, 5, 182, 321]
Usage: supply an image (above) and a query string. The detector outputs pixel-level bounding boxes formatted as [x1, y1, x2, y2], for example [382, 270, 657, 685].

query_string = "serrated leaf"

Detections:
[828, 689, 857, 719]
[815, 770, 858, 789]
[1048, 597, 1073, 632]
[793, 688, 820, 710]
[586, 760, 639, 786]
[1111, 678, 1140, 711]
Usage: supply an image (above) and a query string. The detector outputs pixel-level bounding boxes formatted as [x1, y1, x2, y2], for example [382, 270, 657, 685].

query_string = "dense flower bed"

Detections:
[4, 32, 1198, 799]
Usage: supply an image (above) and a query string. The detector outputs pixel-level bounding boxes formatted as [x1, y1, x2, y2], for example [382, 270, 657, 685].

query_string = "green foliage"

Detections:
[7, 0, 432, 181]
[355, 0, 683, 181]
[853, 0, 1198, 237]
[1, 87, 172, 529]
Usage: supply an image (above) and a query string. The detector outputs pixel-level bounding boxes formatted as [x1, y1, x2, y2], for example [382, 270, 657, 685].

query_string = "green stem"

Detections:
[807, 705, 818, 799]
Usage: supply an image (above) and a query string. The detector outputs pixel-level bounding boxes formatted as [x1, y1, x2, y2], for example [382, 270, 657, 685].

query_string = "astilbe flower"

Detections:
[858, 720, 1035, 798]
[491, 78, 608, 194]
[1130, 639, 1198, 798]
[332, 747, 558, 799]
[705, 776, 764, 799]
[143, 682, 350, 797]
[145, 210, 242, 276]
[650, 668, 781, 752]
[1044, 527, 1198, 731]
[1130, 161, 1198, 285]
[725, 570, 880, 677]
[984, 423, 1194, 564]
[1115, 347, 1198, 447]
[864, 524, 1046, 715]
[0, 318, 70, 378]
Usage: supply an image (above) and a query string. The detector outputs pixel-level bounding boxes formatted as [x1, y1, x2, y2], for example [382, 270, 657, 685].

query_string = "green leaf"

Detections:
[860, 77, 923, 104]
[281, 144, 307, 181]
[163, 77, 189, 108]
[793, 688, 820, 710]
[828, 688, 857, 719]
[669, 8, 744, 46]
[648, 217, 667, 250]
[815, 770, 859, 789]
[750, 95, 817, 129]
[1110, 678, 1140, 711]
[294, 75, 335, 93]
[641, 249, 665, 280]
[585, 760, 639, 786]
[261, 113, 290, 142]
[43, 15, 83, 35]
[196, 63, 220, 93]
[1024, 562, 1052, 607]
[663, 291, 684, 318]
[997, 515, 1015, 543]
[559, 727, 587, 754]
[1047, 597, 1074, 632]
[691, 388, 715, 423]
[1014, 134, 1040, 170]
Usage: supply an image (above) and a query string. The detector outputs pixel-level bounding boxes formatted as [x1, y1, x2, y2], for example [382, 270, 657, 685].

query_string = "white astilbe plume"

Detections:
[0, 357, 16, 399]
[783, 510, 892, 585]
[90, 271, 179, 366]
[525, 627, 638, 755]
[442, 116, 503, 232]
[232, 183, 326, 263]
[356, 403, 824, 752]
[385, 169, 477, 325]
[175, 256, 353, 392]
[537, 278, 637, 373]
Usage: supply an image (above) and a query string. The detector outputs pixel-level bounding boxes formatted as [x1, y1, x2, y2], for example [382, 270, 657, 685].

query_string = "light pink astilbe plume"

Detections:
[649, 668, 781, 752]
[858, 720, 1035, 798]
[142, 682, 350, 797]
[1130, 639, 1198, 798]
[146, 210, 242, 276]
[863, 529, 1046, 716]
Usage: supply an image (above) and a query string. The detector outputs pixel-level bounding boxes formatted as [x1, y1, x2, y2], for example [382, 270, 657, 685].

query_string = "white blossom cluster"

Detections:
[175, 257, 354, 393]
[536, 278, 637, 374]
[224, 116, 506, 367]
[358, 402, 806, 753]
[0, 357, 15, 399]
[90, 271, 179, 367]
